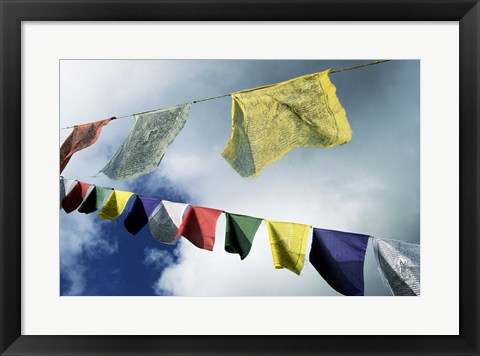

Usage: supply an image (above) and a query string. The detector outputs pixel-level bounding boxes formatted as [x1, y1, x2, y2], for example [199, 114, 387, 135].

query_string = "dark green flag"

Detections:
[78, 186, 112, 214]
[225, 213, 262, 260]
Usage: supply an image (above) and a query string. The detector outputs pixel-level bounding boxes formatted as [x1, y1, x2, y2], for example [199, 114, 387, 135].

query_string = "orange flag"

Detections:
[60, 118, 113, 173]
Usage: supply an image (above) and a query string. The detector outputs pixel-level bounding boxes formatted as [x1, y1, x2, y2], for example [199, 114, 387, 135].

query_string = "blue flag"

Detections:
[124, 196, 161, 235]
[309, 228, 369, 296]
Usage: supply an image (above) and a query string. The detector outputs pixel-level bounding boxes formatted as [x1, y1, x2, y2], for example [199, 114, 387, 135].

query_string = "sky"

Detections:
[59, 60, 419, 296]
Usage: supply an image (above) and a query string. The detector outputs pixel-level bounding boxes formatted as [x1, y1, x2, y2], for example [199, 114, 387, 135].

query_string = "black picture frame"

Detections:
[1, 1, 479, 355]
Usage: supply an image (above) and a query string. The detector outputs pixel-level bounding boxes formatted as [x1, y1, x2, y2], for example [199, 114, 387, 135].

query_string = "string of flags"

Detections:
[60, 177, 420, 296]
[60, 62, 389, 180]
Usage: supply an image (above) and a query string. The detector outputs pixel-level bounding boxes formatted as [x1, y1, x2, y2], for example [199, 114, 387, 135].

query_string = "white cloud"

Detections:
[144, 247, 175, 270]
[60, 210, 118, 295]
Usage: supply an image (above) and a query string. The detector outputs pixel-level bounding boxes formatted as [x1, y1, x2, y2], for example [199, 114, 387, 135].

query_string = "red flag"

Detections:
[60, 118, 112, 173]
[176, 206, 223, 251]
[61, 181, 93, 213]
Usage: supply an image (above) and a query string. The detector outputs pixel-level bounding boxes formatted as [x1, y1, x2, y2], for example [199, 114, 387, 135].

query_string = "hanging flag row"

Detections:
[60, 69, 353, 179]
[60, 177, 420, 297]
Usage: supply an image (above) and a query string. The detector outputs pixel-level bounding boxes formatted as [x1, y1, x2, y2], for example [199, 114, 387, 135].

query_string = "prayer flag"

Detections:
[224, 213, 262, 260]
[60, 177, 76, 208]
[149, 200, 190, 244]
[124, 195, 161, 235]
[176, 206, 223, 251]
[222, 70, 351, 178]
[61, 181, 93, 213]
[99, 103, 192, 180]
[98, 190, 134, 220]
[60, 177, 65, 207]
[373, 238, 420, 296]
[78, 186, 113, 214]
[266, 220, 310, 275]
[60, 118, 112, 173]
[310, 228, 370, 296]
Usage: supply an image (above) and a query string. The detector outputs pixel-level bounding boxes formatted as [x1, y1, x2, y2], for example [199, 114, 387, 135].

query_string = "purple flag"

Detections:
[309, 228, 370, 296]
[124, 195, 160, 236]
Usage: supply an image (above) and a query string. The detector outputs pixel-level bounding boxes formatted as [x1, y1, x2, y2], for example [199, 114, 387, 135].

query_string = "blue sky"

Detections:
[60, 60, 419, 296]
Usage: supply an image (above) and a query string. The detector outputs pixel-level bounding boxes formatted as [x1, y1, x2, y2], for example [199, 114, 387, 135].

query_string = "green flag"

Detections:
[78, 186, 112, 214]
[225, 213, 262, 260]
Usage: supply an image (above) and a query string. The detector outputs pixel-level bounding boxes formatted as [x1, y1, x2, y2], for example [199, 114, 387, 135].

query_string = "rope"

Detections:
[330, 60, 390, 74]
[193, 93, 230, 104]
[60, 60, 389, 130]
[60, 94, 232, 130]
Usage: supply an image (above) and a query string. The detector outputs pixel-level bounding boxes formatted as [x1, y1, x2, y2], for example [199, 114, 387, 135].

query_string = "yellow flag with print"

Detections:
[98, 190, 134, 220]
[266, 220, 310, 275]
[222, 69, 351, 178]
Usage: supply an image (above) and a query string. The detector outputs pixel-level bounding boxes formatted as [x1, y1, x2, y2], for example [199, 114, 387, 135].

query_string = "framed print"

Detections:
[56, 58, 419, 299]
[1, 0, 479, 355]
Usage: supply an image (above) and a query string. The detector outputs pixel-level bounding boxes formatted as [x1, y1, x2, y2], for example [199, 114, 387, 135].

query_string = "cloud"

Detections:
[60, 210, 118, 295]
[144, 247, 175, 270]
[60, 261, 86, 296]
[145, 247, 181, 296]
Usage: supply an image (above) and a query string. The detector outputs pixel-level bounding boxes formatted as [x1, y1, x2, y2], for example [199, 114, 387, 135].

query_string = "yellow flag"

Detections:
[98, 190, 134, 220]
[222, 69, 351, 178]
[266, 220, 310, 275]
